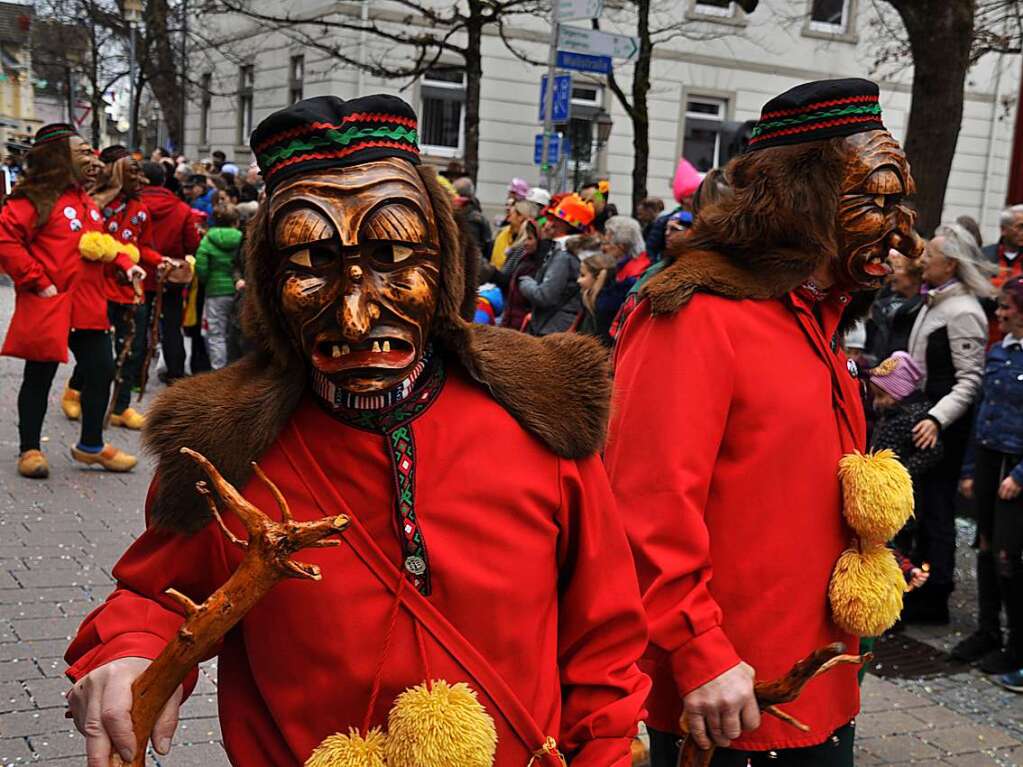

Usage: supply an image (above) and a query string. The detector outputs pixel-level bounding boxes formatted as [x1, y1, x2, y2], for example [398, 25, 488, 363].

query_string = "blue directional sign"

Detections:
[538, 73, 572, 123]
[534, 133, 562, 165]
[556, 50, 612, 75]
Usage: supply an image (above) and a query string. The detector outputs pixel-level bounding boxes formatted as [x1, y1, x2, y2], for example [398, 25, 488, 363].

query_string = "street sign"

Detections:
[538, 73, 572, 123]
[556, 50, 612, 75]
[558, 25, 638, 60]
[534, 133, 562, 165]
[557, 0, 603, 21]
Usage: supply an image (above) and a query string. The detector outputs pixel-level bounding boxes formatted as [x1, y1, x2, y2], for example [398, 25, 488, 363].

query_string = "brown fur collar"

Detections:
[143, 163, 608, 532]
[645, 138, 848, 316]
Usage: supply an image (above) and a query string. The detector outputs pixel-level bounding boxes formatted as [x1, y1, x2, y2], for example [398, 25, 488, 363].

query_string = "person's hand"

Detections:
[67, 657, 183, 765]
[157, 257, 175, 276]
[959, 478, 975, 499]
[681, 661, 760, 750]
[999, 475, 1022, 501]
[36, 284, 58, 298]
[125, 264, 146, 283]
[912, 418, 940, 450]
[234, 278, 246, 291]
[908, 567, 930, 590]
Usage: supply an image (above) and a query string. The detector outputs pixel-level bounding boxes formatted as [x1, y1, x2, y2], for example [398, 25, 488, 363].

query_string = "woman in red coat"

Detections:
[0, 124, 139, 478]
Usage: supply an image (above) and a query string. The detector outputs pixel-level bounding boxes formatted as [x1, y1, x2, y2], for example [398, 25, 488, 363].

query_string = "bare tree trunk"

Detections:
[463, 1, 484, 182]
[887, 0, 975, 236]
[143, 0, 184, 150]
[89, 25, 102, 147]
[629, 0, 652, 214]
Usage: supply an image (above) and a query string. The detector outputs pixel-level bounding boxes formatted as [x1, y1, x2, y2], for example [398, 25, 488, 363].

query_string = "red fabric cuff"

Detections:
[141, 247, 163, 269]
[113, 253, 135, 273]
[670, 626, 742, 696]
[65, 633, 200, 701]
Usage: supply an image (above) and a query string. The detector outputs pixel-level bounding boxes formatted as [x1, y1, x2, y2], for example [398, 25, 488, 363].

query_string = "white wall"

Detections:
[185, 0, 1021, 241]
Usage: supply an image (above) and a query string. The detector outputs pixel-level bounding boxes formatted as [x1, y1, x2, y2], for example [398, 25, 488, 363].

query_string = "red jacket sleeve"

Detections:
[137, 209, 163, 270]
[0, 197, 51, 292]
[182, 207, 202, 256]
[605, 297, 742, 697]
[555, 454, 651, 766]
[65, 481, 231, 694]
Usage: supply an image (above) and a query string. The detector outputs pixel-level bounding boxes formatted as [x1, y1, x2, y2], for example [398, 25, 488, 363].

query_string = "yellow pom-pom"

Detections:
[119, 243, 140, 264]
[829, 544, 904, 636]
[839, 450, 914, 543]
[305, 727, 387, 767]
[79, 231, 113, 261]
[386, 680, 497, 767]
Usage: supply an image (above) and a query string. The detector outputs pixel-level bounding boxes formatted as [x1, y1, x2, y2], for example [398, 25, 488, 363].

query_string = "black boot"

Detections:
[952, 551, 1002, 662]
[902, 581, 952, 625]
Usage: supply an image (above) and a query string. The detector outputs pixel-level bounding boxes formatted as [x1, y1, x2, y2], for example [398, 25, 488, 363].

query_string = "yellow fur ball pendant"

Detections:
[839, 450, 914, 542]
[385, 680, 497, 767]
[829, 544, 904, 636]
[305, 727, 388, 767]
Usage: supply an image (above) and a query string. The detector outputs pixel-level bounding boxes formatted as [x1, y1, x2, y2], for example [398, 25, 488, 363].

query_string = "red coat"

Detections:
[138, 185, 201, 293]
[66, 370, 650, 766]
[102, 195, 163, 304]
[605, 289, 867, 750]
[0, 188, 110, 362]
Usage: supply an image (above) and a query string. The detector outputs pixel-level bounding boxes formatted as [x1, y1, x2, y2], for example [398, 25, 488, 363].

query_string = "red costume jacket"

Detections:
[138, 186, 201, 292]
[0, 188, 117, 362]
[605, 289, 866, 750]
[66, 368, 650, 766]
[101, 195, 162, 304]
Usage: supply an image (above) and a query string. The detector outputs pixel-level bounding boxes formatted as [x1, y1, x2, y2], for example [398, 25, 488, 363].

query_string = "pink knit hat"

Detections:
[870, 351, 923, 401]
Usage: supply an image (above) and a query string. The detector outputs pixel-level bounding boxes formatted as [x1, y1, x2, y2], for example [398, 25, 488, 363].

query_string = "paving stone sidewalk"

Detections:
[1, 281, 1022, 766]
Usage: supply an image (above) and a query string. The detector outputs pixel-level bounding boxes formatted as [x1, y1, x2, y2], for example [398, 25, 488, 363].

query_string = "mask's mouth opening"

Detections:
[311, 334, 416, 375]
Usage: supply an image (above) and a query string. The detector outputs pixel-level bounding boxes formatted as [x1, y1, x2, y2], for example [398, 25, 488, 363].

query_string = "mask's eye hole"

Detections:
[288, 244, 334, 268]
[393, 245, 413, 263]
[289, 249, 312, 268]
[364, 242, 414, 268]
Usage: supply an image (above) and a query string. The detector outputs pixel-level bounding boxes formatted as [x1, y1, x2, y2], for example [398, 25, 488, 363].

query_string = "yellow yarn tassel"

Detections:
[838, 450, 914, 542]
[79, 231, 115, 261]
[829, 544, 904, 636]
[305, 727, 387, 767]
[385, 680, 497, 767]
[118, 242, 140, 264]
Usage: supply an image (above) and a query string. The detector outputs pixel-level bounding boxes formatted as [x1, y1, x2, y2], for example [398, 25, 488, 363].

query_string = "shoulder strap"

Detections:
[281, 422, 566, 766]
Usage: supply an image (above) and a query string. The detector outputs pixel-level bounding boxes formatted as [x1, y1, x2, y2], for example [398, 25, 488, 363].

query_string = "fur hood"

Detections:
[644, 139, 848, 316]
[143, 165, 610, 532]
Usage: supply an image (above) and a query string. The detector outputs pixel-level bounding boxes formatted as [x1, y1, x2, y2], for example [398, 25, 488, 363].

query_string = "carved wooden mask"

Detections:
[269, 158, 441, 393]
[837, 130, 924, 288]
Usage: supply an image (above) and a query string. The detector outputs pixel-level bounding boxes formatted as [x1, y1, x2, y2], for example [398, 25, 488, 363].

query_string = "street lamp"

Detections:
[121, 0, 143, 151]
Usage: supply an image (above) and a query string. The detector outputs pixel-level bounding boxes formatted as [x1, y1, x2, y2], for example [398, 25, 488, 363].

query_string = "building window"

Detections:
[681, 96, 728, 172]
[237, 64, 254, 145]
[693, 0, 734, 17]
[420, 68, 465, 155]
[199, 73, 211, 147]
[289, 55, 304, 104]
[809, 0, 850, 33]
[565, 85, 606, 188]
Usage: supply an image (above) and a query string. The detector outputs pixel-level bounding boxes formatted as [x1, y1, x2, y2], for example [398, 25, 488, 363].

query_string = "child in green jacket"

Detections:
[195, 205, 243, 369]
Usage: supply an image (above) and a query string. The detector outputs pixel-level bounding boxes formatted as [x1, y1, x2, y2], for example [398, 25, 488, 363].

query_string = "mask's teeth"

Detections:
[331, 345, 341, 359]
[341, 344, 350, 355]
[382, 340, 391, 352]
[372, 341, 381, 353]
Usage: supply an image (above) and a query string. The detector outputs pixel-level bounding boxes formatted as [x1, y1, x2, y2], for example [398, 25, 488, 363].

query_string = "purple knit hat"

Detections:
[508, 177, 529, 200]
[870, 351, 923, 401]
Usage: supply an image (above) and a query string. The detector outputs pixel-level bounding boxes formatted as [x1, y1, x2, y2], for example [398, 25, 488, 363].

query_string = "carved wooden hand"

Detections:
[677, 643, 870, 767]
[110, 447, 349, 767]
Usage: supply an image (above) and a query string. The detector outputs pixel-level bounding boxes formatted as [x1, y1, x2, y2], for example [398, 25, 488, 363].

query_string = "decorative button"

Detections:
[404, 555, 426, 576]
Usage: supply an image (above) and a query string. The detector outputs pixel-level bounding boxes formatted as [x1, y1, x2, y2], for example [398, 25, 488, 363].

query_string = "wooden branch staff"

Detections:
[677, 643, 870, 767]
[137, 271, 167, 401]
[109, 447, 350, 767]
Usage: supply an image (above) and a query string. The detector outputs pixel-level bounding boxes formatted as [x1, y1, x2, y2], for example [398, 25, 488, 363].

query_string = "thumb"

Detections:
[150, 685, 183, 756]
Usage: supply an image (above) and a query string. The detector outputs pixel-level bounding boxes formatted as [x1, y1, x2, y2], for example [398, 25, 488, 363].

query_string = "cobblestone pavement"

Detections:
[0, 281, 1022, 766]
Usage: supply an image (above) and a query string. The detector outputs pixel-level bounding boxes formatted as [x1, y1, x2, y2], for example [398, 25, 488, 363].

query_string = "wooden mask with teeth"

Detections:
[270, 157, 441, 393]
[836, 131, 923, 289]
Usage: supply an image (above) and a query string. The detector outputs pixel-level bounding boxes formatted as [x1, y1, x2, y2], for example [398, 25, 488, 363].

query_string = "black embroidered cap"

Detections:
[34, 123, 78, 146]
[748, 78, 885, 151]
[250, 94, 420, 192]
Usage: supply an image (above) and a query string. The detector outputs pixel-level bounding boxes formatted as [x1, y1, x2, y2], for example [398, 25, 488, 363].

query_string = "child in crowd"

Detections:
[194, 205, 242, 369]
[576, 248, 618, 346]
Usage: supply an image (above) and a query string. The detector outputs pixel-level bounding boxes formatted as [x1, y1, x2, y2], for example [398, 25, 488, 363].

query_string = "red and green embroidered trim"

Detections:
[259, 125, 419, 176]
[263, 140, 420, 180]
[751, 103, 882, 142]
[254, 113, 418, 155]
[749, 113, 882, 145]
[760, 94, 877, 120]
[35, 125, 77, 145]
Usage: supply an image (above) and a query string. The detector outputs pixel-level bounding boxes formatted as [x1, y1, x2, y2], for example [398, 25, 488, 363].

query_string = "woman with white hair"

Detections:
[903, 223, 994, 625]
[602, 214, 651, 291]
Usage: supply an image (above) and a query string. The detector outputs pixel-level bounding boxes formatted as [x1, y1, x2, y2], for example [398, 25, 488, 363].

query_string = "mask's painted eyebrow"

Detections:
[360, 203, 428, 243]
[274, 207, 337, 248]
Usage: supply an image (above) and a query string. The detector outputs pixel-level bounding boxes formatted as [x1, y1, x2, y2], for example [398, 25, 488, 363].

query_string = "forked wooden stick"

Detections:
[677, 643, 870, 767]
[110, 447, 349, 766]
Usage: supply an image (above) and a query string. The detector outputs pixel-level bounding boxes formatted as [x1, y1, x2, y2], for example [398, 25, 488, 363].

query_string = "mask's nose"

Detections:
[337, 263, 379, 343]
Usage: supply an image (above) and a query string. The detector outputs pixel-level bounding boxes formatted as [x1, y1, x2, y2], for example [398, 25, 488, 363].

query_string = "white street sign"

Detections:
[558, 25, 638, 61]
[557, 0, 603, 21]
